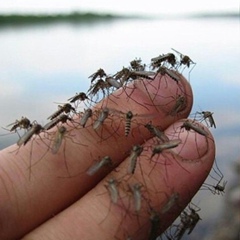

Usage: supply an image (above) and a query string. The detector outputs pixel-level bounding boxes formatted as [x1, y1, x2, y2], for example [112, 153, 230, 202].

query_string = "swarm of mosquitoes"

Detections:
[1, 49, 226, 240]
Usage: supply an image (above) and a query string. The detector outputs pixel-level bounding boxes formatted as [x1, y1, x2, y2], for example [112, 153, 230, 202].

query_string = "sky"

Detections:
[0, 0, 238, 16]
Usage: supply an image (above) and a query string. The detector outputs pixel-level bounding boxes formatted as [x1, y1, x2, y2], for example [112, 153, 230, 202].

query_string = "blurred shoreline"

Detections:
[0, 12, 133, 26]
[0, 11, 238, 26]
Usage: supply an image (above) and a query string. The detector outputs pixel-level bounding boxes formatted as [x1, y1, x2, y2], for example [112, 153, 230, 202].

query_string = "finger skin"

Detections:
[22, 119, 215, 240]
[0, 74, 192, 239]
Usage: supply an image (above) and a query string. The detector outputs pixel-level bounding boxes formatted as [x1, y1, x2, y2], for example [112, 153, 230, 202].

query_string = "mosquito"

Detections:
[68, 92, 89, 103]
[151, 139, 182, 159]
[30, 125, 69, 167]
[43, 114, 72, 130]
[169, 95, 186, 117]
[173, 119, 210, 160]
[67, 92, 92, 108]
[211, 181, 227, 195]
[50, 125, 88, 177]
[87, 78, 111, 102]
[176, 202, 201, 239]
[160, 192, 179, 215]
[15, 122, 47, 180]
[171, 48, 196, 81]
[113, 67, 132, 85]
[127, 145, 144, 175]
[130, 58, 146, 71]
[105, 76, 122, 89]
[93, 107, 126, 142]
[174, 210, 192, 240]
[86, 156, 113, 176]
[108, 109, 155, 139]
[130, 70, 155, 80]
[88, 68, 107, 83]
[93, 107, 109, 130]
[129, 183, 143, 213]
[197, 111, 216, 128]
[124, 111, 134, 137]
[112, 67, 154, 111]
[122, 70, 157, 111]
[7, 116, 32, 132]
[151, 53, 176, 69]
[47, 103, 76, 120]
[181, 119, 208, 136]
[51, 126, 67, 154]
[114, 68, 154, 85]
[144, 122, 169, 143]
[148, 139, 182, 179]
[79, 108, 93, 128]
[157, 66, 180, 83]
[1, 116, 32, 139]
[98, 178, 121, 225]
[171, 48, 196, 69]
[187, 205, 201, 235]
[17, 122, 44, 147]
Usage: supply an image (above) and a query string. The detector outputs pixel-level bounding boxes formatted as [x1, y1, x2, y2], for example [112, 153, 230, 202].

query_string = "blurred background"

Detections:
[0, 0, 239, 239]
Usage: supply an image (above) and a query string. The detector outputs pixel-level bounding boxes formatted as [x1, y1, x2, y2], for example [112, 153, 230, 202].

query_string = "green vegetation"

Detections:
[0, 11, 238, 27]
[0, 12, 127, 26]
[189, 12, 239, 19]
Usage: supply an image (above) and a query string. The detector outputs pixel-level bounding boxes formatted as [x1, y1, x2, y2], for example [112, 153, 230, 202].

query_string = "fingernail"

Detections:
[167, 119, 214, 162]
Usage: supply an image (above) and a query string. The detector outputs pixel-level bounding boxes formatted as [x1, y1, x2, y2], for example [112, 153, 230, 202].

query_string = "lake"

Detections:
[0, 16, 239, 239]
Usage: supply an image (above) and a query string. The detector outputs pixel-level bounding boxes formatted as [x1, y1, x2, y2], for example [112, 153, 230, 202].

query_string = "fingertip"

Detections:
[133, 73, 193, 119]
[166, 118, 215, 168]
[161, 118, 216, 207]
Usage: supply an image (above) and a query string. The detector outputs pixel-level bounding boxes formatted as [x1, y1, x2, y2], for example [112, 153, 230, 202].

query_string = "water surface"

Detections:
[0, 16, 239, 238]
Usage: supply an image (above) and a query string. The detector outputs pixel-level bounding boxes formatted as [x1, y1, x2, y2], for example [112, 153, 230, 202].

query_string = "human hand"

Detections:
[0, 72, 215, 239]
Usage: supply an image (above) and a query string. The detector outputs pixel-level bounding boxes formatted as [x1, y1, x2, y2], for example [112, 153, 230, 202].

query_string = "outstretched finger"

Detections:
[22, 119, 215, 240]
